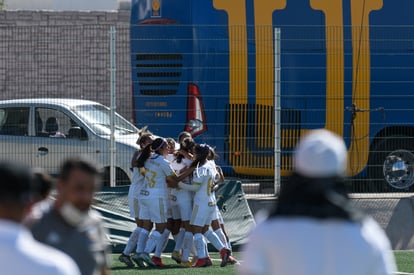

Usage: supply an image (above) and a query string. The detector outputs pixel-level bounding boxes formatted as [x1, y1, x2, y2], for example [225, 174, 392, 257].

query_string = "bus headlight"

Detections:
[185, 83, 207, 137]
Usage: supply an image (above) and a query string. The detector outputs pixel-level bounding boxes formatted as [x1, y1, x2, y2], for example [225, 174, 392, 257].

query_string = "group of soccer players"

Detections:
[119, 131, 238, 268]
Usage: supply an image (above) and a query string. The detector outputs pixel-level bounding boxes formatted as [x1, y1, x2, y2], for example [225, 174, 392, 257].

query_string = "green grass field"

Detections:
[394, 250, 414, 274]
[110, 252, 239, 275]
[110, 251, 414, 274]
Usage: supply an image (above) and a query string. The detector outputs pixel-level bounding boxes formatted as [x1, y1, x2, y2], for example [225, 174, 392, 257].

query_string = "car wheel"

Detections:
[367, 137, 414, 192]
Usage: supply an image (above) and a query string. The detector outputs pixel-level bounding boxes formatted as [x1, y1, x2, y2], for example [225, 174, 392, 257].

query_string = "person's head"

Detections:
[166, 137, 176, 154]
[280, 129, 348, 200]
[31, 168, 54, 203]
[136, 132, 154, 149]
[136, 137, 169, 167]
[137, 125, 152, 136]
[191, 144, 211, 168]
[0, 160, 33, 222]
[55, 156, 101, 225]
[293, 129, 347, 179]
[176, 137, 195, 163]
[151, 137, 169, 156]
[274, 129, 359, 221]
[206, 145, 218, 161]
[180, 137, 195, 152]
[178, 131, 192, 144]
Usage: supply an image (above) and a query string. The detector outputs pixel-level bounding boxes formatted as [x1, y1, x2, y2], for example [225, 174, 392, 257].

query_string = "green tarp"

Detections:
[93, 180, 256, 253]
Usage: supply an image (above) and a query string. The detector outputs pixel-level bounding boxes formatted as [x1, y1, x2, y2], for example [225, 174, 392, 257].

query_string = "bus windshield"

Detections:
[72, 104, 138, 136]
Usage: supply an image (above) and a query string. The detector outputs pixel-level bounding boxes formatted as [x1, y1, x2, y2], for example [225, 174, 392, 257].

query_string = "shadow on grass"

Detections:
[112, 264, 191, 271]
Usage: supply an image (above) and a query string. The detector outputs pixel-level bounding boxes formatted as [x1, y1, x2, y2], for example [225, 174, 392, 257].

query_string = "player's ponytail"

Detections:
[136, 137, 166, 167]
[136, 145, 152, 168]
[190, 144, 210, 168]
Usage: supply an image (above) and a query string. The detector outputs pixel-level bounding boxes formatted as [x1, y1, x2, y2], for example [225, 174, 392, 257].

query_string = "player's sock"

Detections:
[159, 229, 171, 254]
[181, 231, 193, 261]
[123, 227, 141, 255]
[154, 230, 167, 258]
[204, 229, 225, 251]
[214, 228, 229, 250]
[173, 227, 185, 252]
[194, 233, 207, 259]
[135, 228, 149, 254]
[144, 230, 159, 254]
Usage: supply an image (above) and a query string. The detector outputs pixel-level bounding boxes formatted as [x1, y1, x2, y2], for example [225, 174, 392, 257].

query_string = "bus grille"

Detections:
[225, 104, 301, 176]
[135, 54, 182, 95]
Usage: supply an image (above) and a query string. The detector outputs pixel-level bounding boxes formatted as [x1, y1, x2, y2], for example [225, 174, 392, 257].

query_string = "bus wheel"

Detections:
[102, 167, 131, 187]
[367, 137, 414, 192]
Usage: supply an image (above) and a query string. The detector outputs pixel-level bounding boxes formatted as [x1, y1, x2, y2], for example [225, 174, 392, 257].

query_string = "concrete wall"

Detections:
[0, 10, 133, 121]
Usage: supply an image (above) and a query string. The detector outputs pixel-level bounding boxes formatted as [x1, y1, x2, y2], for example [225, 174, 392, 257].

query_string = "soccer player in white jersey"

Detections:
[163, 137, 177, 259]
[176, 144, 231, 268]
[170, 137, 196, 267]
[133, 137, 193, 267]
[205, 146, 239, 265]
[119, 133, 153, 268]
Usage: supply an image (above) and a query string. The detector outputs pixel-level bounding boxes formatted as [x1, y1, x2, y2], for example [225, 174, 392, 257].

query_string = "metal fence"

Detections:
[0, 23, 135, 187]
[1, 22, 414, 196]
[0, 23, 132, 119]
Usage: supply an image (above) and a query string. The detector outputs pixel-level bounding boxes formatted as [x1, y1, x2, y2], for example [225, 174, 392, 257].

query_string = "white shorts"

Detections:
[128, 183, 140, 218]
[139, 197, 168, 223]
[190, 202, 216, 227]
[212, 206, 224, 224]
[170, 195, 193, 221]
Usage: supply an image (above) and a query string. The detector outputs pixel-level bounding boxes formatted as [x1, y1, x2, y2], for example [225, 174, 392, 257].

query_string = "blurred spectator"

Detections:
[238, 129, 397, 275]
[29, 156, 111, 275]
[24, 168, 54, 226]
[0, 160, 80, 275]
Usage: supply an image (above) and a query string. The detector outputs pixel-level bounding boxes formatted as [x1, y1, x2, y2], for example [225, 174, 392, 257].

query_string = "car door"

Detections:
[31, 106, 97, 175]
[0, 106, 32, 166]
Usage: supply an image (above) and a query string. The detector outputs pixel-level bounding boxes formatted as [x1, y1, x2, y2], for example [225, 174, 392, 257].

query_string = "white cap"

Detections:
[294, 129, 347, 178]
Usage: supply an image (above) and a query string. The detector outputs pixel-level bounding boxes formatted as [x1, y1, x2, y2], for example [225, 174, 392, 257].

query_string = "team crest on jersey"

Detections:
[151, 0, 161, 18]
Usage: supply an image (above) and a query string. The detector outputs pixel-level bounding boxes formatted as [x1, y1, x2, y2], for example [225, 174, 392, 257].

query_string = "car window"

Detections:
[35, 107, 77, 138]
[0, 107, 29, 136]
[72, 104, 137, 135]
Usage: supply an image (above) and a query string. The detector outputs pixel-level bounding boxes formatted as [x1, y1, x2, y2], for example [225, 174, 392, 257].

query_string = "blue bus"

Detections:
[130, 0, 414, 192]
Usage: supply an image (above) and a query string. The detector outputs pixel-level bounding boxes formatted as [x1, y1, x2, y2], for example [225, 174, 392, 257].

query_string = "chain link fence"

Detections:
[1, 10, 414, 196]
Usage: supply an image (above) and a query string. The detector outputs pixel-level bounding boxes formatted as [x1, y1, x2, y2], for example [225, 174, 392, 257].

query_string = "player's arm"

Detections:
[177, 149, 194, 160]
[178, 181, 201, 192]
[166, 166, 194, 188]
[216, 165, 225, 182]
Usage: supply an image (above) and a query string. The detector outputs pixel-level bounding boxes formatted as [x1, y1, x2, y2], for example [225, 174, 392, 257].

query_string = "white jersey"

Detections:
[164, 153, 176, 218]
[192, 163, 217, 206]
[140, 153, 175, 198]
[129, 167, 145, 218]
[238, 217, 397, 275]
[131, 152, 146, 191]
[171, 157, 193, 201]
[0, 220, 80, 275]
[128, 152, 146, 218]
[131, 167, 146, 190]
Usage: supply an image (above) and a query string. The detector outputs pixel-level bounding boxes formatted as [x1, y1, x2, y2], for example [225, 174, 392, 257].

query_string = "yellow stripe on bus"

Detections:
[215, 0, 383, 177]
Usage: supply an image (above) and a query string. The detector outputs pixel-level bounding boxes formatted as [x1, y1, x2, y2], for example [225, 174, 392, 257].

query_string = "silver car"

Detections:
[0, 98, 140, 186]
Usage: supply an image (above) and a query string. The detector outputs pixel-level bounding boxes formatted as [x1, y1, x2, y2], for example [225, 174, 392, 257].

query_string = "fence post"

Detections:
[274, 28, 281, 196]
[109, 26, 116, 187]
